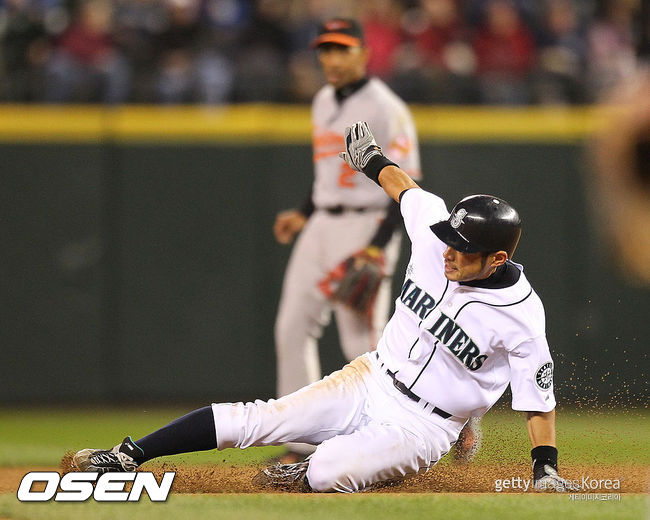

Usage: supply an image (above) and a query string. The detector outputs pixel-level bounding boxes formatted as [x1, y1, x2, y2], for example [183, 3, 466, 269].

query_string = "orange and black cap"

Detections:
[311, 18, 364, 48]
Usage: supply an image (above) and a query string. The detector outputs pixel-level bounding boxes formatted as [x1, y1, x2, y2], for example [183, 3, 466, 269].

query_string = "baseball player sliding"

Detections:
[73, 122, 566, 493]
[272, 18, 424, 460]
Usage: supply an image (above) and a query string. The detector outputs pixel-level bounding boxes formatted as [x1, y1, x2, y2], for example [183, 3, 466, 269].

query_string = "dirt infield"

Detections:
[152, 462, 649, 494]
[2, 460, 648, 495]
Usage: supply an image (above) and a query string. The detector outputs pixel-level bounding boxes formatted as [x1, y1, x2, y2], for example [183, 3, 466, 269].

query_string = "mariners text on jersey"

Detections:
[428, 313, 487, 371]
[377, 188, 556, 418]
[399, 278, 436, 319]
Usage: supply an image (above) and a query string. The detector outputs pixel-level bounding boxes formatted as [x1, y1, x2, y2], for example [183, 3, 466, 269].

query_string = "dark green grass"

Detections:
[0, 492, 646, 520]
[0, 405, 647, 467]
[0, 406, 283, 467]
[1, 406, 647, 520]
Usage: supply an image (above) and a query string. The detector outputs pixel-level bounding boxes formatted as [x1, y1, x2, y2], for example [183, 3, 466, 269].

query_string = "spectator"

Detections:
[585, 0, 638, 101]
[152, 0, 233, 104]
[0, 0, 643, 105]
[532, 0, 587, 104]
[0, 0, 52, 101]
[362, 0, 404, 79]
[233, 0, 293, 102]
[45, 0, 130, 104]
[201, 0, 249, 50]
[393, 0, 477, 103]
[111, 0, 167, 102]
[473, 0, 536, 104]
[44, 0, 131, 104]
[414, 0, 469, 71]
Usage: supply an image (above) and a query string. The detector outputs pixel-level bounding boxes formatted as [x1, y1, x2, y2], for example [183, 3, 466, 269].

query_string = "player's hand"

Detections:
[339, 121, 385, 173]
[533, 464, 568, 492]
[273, 210, 307, 244]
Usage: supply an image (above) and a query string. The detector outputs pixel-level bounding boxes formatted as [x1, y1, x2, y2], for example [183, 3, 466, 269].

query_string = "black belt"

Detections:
[376, 353, 452, 419]
[320, 205, 370, 215]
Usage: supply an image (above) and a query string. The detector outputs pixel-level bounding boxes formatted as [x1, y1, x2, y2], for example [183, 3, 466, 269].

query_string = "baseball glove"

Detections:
[318, 246, 386, 323]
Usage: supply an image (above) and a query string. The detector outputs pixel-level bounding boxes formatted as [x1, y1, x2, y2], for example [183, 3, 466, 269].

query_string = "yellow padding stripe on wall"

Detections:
[0, 104, 608, 143]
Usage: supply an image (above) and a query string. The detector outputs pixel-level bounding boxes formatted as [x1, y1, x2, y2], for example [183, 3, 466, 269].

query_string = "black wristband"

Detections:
[364, 154, 398, 186]
[531, 445, 558, 479]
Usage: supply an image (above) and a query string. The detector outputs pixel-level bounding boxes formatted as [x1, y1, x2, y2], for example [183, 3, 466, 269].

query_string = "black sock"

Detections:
[131, 405, 217, 464]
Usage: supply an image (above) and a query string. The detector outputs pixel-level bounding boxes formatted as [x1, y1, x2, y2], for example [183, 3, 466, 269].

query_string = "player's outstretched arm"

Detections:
[339, 121, 419, 202]
[378, 166, 420, 202]
[526, 409, 567, 492]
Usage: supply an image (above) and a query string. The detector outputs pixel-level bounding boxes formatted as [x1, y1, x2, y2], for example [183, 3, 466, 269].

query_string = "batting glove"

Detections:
[339, 121, 397, 185]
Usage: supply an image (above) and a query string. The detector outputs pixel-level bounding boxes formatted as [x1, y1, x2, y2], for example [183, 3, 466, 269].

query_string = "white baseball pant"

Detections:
[212, 353, 467, 492]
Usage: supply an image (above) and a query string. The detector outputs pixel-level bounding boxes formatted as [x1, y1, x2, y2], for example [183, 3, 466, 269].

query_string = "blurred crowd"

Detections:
[0, 0, 647, 105]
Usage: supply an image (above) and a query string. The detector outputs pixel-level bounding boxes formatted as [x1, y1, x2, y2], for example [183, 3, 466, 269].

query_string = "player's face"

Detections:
[317, 43, 369, 89]
[442, 247, 506, 282]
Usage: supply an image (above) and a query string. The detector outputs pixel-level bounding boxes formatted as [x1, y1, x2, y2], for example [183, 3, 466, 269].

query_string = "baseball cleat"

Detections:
[534, 465, 568, 492]
[252, 459, 311, 491]
[72, 436, 141, 474]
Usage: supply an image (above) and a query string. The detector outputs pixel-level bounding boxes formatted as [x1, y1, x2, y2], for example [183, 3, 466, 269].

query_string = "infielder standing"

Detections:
[74, 122, 565, 494]
[272, 18, 422, 461]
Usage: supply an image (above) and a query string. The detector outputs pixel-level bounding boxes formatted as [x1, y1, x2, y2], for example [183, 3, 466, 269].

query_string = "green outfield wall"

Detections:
[0, 105, 647, 405]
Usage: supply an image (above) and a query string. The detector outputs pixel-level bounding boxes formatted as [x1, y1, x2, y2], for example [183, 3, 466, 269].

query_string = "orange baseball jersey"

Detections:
[311, 78, 421, 209]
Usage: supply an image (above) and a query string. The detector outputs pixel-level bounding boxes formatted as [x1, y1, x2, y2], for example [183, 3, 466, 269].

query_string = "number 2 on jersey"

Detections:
[338, 162, 357, 188]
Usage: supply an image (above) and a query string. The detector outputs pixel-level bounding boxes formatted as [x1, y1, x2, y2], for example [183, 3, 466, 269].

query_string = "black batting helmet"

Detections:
[431, 194, 522, 257]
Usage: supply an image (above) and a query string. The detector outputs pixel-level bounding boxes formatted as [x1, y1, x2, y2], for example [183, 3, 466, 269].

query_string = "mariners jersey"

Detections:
[376, 188, 556, 418]
[311, 77, 420, 209]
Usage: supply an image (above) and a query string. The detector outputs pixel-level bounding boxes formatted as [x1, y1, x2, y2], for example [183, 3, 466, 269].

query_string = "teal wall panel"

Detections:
[1, 142, 646, 405]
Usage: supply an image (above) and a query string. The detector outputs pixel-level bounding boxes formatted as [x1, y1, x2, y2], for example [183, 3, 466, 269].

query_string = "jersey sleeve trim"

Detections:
[510, 403, 556, 412]
[398, 187, 418, 204]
